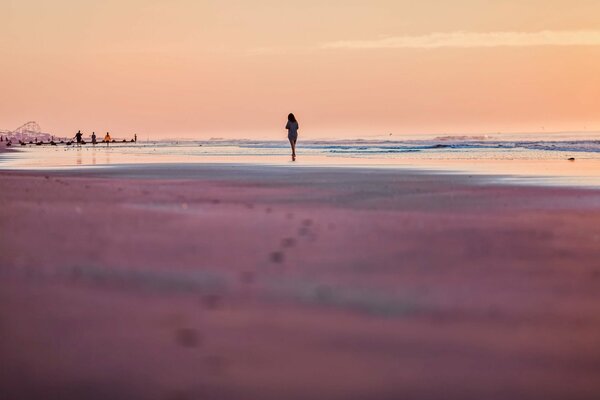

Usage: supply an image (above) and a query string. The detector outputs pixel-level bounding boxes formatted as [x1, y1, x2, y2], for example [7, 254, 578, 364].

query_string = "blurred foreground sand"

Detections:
[1, 165, 600, 399]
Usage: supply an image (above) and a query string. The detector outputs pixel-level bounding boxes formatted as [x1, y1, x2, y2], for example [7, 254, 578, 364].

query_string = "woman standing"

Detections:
[285, 113, 299, 160]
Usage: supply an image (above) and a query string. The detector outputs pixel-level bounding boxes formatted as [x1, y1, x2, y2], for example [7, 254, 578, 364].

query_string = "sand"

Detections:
[1, 164, 600, 400]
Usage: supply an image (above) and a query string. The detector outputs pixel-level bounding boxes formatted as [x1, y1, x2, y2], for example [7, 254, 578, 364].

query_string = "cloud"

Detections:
[321, 30, 600, 49]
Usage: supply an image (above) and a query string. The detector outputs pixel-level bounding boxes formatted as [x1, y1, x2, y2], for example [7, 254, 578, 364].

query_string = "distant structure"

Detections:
[0, 121, 58, 142]
[13, 121, 41, 135]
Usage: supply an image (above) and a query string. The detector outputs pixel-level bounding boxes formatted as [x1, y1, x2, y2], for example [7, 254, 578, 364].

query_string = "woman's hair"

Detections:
[288, 113, 297, 123]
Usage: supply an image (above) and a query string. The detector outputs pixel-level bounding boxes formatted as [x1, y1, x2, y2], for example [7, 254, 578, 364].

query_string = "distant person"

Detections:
[104, 132, 111, 147]
[285, 113, 299, 160]
[74, 130, 83, 145]
[91, 132, 97, 145]
[134, 134, 137, 143]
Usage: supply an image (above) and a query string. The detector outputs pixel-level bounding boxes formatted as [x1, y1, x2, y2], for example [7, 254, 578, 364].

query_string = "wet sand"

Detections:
[1, 164, 600, 399]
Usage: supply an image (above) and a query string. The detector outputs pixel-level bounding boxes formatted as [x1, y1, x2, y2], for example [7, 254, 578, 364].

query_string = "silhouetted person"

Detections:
[285, 113, 299, 160]
[104, 132, 111, 147]
[134, 134, 137, 142]
[74, 130, 83, 145]
[91, 132, 97, 145]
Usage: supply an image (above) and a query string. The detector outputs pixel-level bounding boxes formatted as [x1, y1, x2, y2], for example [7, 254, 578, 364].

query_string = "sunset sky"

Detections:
[2, 0, 600, 139]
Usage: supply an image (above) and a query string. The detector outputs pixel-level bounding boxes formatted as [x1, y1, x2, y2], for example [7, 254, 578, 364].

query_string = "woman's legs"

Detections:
[289, 138, 296, 157]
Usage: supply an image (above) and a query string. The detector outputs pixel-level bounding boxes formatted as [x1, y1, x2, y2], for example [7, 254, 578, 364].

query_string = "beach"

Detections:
[2, 161, 600, 399]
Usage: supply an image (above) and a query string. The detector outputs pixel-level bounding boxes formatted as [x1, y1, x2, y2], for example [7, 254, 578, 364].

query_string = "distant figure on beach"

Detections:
[91, 132, 97, 145]
[285, 113, 299, 160]
[134, 134, 137, 143]
[74, 130, 83, 146]
[104, 132, 111, 147]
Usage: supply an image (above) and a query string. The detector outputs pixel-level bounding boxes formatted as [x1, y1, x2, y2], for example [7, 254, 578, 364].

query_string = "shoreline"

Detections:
[0, 144, 14, 154]
[2, 140, 600, 189]
[3, 160, 600, 192]
[2, 165, 600, 399]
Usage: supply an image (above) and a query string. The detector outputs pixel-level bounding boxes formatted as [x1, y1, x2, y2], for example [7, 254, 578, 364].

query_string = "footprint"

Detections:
[281, 237, 296, 248]
[201, 294, 222, 310]
[270, 251, 284, 263]
[240, 270, 255, 284]
[205, 355, 227, 376]
[175, 328, 202, 348]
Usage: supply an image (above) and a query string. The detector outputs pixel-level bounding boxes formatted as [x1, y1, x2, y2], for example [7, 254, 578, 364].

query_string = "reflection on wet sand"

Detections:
[3, 143, 600, 187]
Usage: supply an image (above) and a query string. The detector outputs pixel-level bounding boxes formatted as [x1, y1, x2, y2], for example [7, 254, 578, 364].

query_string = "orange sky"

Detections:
[2, 0, 600, 139]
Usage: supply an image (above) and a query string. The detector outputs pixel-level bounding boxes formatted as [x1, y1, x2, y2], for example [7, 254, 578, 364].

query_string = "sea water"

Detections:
[2, 132, 600, 187]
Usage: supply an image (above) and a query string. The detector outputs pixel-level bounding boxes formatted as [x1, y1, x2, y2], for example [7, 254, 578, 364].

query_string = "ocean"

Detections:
[2, 133, 600, 187]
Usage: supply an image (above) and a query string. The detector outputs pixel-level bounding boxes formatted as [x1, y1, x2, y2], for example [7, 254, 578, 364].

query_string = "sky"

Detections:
[2, 0, 600, 139]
